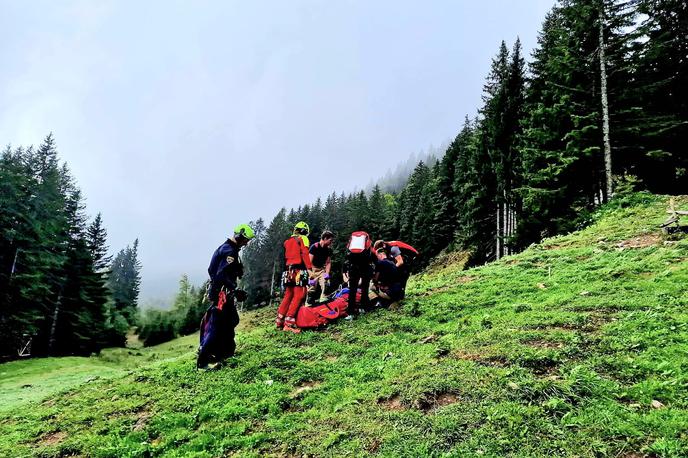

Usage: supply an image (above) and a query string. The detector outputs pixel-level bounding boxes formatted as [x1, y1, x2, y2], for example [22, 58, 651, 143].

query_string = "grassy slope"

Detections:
[1, 193, 686, 458]
[0, 334, 199, 414]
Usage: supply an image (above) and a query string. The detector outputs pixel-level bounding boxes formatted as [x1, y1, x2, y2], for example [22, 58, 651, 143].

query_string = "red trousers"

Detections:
[278, 286, 307, 319]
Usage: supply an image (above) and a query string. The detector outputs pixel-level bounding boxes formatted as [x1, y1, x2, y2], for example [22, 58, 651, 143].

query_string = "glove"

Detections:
[236, 263, 244, 279]
[308, 279, 317, 286]
[234, 289, 247, 302]
[324, 273, 330, 280]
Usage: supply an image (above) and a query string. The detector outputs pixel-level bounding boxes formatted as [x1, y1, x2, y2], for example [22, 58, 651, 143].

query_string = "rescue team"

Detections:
[197, 222, 417, 370]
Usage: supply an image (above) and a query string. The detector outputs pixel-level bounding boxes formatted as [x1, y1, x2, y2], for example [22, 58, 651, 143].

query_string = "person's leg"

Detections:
[277, 287, 293, 328]
[360, 274, 372, 311]
[285, 286, 306, 332]
[306, 267, 323, 305]
[223, 300, 240, 359]
[317, 268, 328, 302]
[348, 270, 361, 313]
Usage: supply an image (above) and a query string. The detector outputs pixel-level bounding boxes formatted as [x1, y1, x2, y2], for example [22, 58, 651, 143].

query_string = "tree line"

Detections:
[0, 134, 142, 358]
[240, 0, 687, 304]
[3, 0, 685, 351]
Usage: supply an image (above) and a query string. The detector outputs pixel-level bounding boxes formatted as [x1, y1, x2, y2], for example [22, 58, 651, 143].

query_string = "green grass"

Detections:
[0, 334, 200, 414]
[1, 193, 687, 457]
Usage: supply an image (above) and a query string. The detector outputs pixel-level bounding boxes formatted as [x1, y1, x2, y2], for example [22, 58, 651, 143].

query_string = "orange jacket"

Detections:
[284, 236, 312, 269]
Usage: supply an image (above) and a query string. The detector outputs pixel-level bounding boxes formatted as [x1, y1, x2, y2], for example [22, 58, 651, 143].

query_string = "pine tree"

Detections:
[630, 0, 688, 192]
[86, 214, 111, 272]
[108, 239, 142, 326]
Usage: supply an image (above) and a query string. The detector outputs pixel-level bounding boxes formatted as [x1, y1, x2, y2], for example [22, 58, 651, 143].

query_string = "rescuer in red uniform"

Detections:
[275, 221, 313, 333]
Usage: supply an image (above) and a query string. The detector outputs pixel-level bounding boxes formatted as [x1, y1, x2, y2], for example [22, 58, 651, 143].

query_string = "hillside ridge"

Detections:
[1, 193, 687, 457]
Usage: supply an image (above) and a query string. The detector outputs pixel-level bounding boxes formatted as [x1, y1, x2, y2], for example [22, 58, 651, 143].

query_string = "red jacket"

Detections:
[284, 236, 312, 269]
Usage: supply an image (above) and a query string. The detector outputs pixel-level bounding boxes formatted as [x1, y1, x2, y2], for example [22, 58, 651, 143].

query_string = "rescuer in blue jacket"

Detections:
[198, 224, 255, 369]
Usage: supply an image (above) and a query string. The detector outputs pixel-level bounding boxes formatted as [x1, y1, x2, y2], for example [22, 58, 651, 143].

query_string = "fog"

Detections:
[0, 0, 554, 304]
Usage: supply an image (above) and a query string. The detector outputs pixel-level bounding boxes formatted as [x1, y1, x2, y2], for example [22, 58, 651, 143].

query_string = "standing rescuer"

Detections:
[343, 231, 376, 315]
[198, 223, 254, 369]
[276, 221, 313, 333]
[306, 230, 334, 304]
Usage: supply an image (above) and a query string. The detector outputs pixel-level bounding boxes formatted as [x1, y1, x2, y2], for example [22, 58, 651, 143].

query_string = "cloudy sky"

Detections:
[0, 0, 554, 304]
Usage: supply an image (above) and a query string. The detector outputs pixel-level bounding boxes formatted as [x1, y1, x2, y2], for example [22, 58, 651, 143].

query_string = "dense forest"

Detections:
[0, 135, 142, 358]
[3, 0, 686, 351]
[239, 0, 687, 304]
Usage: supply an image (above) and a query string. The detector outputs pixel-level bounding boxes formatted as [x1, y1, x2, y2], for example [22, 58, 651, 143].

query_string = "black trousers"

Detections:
[348, 269, 372, 312]
[219, 302, 240, 359]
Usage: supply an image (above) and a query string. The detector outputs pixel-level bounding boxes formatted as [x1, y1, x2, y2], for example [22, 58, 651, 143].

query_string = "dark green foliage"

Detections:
[107, 239, 142, 326]
[137, 309, 177, 347]
[136, 275, 211, 347]
[0, 135, 135, 357]
[240, 0, 687, 302]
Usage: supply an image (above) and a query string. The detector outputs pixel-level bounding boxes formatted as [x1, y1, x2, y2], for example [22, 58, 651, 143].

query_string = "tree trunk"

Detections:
[10, 247, 19, 277]
[48, 290, 63, 355]
[496, 203, 501, 260]
[269, 260, 277, 306]
[503, 191, 509, 256]
[599, 6, 613, 200]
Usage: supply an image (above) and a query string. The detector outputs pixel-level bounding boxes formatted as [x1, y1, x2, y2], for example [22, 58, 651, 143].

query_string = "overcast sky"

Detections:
[1, 0, 554, 304]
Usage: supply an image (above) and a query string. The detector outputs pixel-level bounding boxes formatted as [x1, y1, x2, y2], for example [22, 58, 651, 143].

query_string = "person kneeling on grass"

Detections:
[371, 246, 404, 308]
[276, 221, 314, 333]
[306, 230, 334, 305]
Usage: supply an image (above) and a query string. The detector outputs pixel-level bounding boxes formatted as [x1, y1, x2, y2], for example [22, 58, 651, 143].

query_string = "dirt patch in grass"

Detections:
[38, 431, 67, 446]
[525, 322, 581, 332]
[132, 408, 152, 432]
[521, 357, 560, 375]
[522, 339, 566, 349]
[453, 350, 510, 368]
[415, 392, 460, 412]
[289, 381, 321, 398]
[367, 438, 382, 453]
[425, 251, 471, 273]
[615, 233, 662, 249]
[584, 312, 616, 331]
[541, 240, 576, 250]
[378, 395, 405, 411]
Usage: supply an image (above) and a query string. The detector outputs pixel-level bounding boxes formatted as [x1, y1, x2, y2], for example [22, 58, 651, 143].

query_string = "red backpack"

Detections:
[347, 231, 371, 254]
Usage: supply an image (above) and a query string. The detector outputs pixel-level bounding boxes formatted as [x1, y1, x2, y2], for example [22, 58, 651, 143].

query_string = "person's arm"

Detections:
[325, 255, 331, 276]
[394, 255, 404, 268]
[301, 239, 313, 270]
[217, 255, 238, 291]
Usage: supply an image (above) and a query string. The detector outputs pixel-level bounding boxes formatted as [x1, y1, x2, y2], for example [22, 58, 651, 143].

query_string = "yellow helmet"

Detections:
[233, 223, 255, 240]
[294, 221, 310, 236]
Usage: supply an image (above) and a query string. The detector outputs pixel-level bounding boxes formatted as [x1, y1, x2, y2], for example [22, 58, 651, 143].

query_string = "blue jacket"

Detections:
[208, 239, 242, 295]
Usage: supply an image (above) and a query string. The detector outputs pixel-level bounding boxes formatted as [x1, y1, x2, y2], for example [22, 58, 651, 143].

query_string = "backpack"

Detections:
[197, 305, 222, 368]
[347, 231, 371, 254]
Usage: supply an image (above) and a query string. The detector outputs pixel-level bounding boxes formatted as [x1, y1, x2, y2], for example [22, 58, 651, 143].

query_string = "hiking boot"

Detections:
[283, 323, 301, 334]
[275, 314, 285, 329]
[199, 361, 222, 371]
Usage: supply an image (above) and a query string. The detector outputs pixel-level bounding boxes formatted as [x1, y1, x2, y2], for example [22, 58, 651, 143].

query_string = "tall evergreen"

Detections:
[108, 239, 142, 326]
